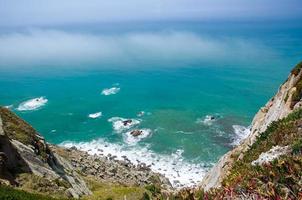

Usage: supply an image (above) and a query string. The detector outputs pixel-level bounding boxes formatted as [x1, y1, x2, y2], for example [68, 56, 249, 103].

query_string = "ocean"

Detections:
[0, 21, 301, 187]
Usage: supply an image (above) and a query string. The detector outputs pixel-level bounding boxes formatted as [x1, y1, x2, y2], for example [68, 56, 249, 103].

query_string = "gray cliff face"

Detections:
[201, 66, 302, 190]
[0, 108, 91, 198]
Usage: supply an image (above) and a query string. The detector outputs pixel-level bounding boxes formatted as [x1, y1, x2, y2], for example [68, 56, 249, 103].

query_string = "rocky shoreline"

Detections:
[0, 107, 171, 199]
[51, 145, 172, 190]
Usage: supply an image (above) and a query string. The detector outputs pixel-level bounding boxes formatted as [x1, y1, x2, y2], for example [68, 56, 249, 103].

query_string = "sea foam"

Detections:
[17, 97, 48, 111]
[108, 117, 141, 133]
[101, 87, 120, 96]
[88, 112, 102, 119]
[61, 139, 210, 188]
[231, 125, 251, 145]
[123, 129, 152, 145]
[4, 105, 13, 109]
[196, 115, 220, 126]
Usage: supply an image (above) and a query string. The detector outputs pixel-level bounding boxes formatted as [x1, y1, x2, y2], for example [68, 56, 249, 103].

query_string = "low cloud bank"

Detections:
[0, 29, 276, 69]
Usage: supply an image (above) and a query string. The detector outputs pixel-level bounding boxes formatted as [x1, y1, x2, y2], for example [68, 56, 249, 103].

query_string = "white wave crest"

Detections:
[60, 139, 209, 188]
[123, 129, 152, 145]
[88, 112, 102, 119]
[17, 97, 48, 111]
[231, 125, 251, 145]
[4, 105, 13, 109]
[196, 115, 218, 126]
[108, 117, 141, 133]
[101, 87, 120, 96]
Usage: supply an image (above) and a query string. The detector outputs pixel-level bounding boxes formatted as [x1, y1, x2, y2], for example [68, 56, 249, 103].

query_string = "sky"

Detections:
[0, 0, 302, 26]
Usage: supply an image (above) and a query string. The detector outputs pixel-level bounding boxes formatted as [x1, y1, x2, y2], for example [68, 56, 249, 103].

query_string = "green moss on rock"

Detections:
[287, 61, 302, 108]
[220, 108, 302, 199]
[0, 107, 51, 162]
[291, 78, 302, 108]
[292, 138, 302, 155]
[0, 107, 37, 145]
[173, 108, 302, 199]
[291, 61, 302, 76]
[82, 177, 149, 200]
[0, 185, 66, 200]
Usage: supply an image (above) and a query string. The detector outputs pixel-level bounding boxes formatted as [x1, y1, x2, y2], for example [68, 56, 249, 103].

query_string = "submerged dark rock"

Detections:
[122, 119, 132, 126]
[130, 129, 143, 137]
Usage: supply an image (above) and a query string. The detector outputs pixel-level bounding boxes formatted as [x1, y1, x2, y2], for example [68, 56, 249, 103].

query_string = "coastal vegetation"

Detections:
[0, 107, 50, 162]
[0, 185, 63, 200]
[176, 108, 302, 199]
[290, 61, 302, 76]
[82, 178, 147, 200]
[291, 62, 302, 108]
[221, 108, 302, 199]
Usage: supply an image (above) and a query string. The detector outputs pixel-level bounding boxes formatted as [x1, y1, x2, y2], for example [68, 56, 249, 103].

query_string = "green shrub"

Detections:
[219, 108, 302, 199]
[292, 139, 302, 155]
[291, 61, 302, 76]
[145, 184, 161, 195]
[141, 192, 150, 200]
[291, 79, 302, 108]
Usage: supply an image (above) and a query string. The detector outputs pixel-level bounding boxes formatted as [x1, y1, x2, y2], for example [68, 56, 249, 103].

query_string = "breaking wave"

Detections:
[17, 97, 48, 111]
[108, 117, 141, 133]
[196, 114, 220, 126]
[231, 125, 251, 145]
[60, 139, 210, 188]
[88, 112, 102, 119]
[123, 129, 152, 145]
[101, 87, 120, 96]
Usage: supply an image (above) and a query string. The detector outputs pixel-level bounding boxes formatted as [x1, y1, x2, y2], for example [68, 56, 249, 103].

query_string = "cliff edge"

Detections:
[201, 61, 302, 190]
[0, 107, 92, 198]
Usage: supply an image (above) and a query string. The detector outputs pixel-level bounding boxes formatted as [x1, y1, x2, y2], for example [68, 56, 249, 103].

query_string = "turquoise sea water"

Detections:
[0, 21, 301, 187]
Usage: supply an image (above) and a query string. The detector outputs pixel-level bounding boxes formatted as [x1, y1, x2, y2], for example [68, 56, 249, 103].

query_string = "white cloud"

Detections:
[0, 29, 276, 69]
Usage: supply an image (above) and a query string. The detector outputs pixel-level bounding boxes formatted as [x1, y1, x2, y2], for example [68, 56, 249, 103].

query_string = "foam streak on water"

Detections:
[88, 112, 102, 119]
[17, 97, 48, 111]
[101, 87, 120, 95]
[61, 139, 210, 188]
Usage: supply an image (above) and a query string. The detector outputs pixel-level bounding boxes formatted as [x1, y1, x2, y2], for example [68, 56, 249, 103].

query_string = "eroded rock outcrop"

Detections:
[0, 107, 91, 198]
[251, 145, 291, 166]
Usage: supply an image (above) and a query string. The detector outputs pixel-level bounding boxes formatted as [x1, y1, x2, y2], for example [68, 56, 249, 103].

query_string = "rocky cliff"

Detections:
[201, 61, 302, 191]
[0, 107, 171, 199]
[0, 107, 92, 198]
